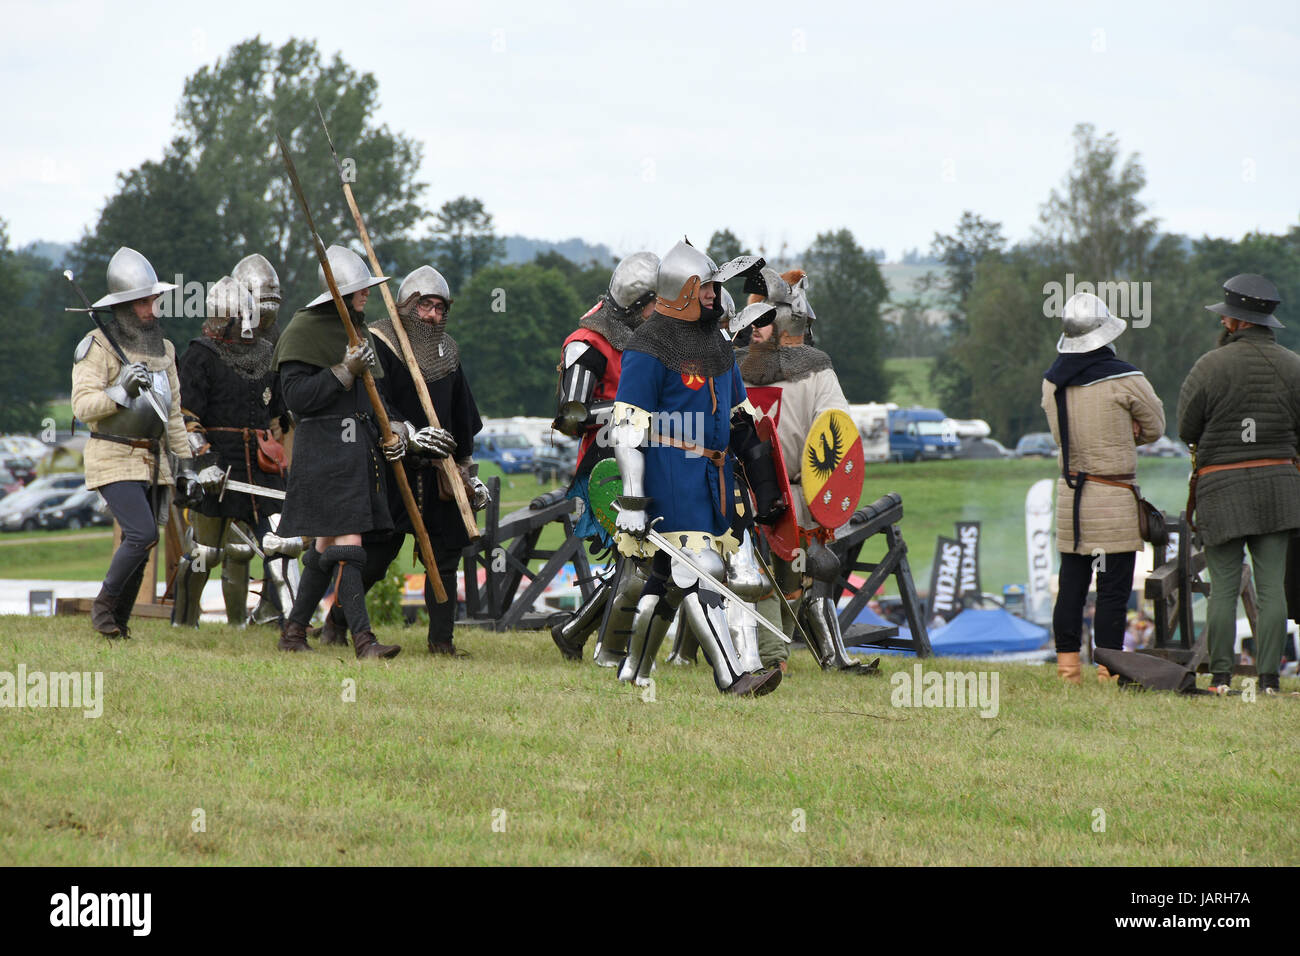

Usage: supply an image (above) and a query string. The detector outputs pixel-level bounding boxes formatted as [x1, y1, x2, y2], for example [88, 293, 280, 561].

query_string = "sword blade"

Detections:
[226, 520, 265, 560]
[645, 528, 791, 644]
[222, 478, 286, 501]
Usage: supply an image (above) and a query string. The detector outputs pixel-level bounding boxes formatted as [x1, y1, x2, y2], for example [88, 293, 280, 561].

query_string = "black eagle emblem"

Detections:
[806, 416, 844, 481]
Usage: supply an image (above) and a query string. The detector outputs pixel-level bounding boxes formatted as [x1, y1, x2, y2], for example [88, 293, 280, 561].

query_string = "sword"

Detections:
[749, 536, 816, 648]
[63, 270, 169, 424]
[217, 465, 287, 503]
[226, 519, 265, 560]
[641, 525, 792, 645]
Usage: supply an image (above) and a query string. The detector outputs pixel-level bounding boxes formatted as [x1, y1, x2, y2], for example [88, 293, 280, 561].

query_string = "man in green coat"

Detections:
[1178, 274, 1300, 696]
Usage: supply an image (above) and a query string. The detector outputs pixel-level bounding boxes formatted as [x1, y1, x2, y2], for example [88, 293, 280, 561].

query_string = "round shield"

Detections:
[756, 414, 800, 560]
[587, 458, 623, 537]
[802, 408, 865, 530]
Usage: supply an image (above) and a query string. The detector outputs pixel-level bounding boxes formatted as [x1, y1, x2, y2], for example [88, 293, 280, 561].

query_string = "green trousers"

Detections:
[1204, 530, 1289, 678]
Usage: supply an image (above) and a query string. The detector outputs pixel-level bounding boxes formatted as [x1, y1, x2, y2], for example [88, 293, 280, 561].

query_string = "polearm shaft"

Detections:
[315, 101, 479, 540]
[275, 130, 447, 603]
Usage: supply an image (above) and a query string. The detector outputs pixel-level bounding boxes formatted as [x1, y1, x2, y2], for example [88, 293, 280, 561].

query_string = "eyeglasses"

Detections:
[417, 298, 448, 315]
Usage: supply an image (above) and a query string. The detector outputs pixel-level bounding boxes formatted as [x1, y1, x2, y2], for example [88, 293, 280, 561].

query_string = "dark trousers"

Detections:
[362, 532, 460, 643]
[99, 481, 162, 597]
[1053, 550, 1136, 654]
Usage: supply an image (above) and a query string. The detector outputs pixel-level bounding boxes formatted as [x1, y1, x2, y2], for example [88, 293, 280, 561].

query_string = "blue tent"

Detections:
[848, 606, 1048, 657]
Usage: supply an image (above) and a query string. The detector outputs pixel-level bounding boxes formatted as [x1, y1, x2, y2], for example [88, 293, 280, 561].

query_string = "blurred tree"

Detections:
[0, 220, 51, 431]
[802, 229, 889, 402]
[885, 271, 946, 359]
[70, 36, 427, 322]
[532, 251, 612, 312]
[421, 197, 506, 294]
[454, 264, 583, 416]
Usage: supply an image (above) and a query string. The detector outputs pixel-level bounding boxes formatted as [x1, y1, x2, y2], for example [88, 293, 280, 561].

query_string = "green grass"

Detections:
[885, 356, 938, 408]
[0, 615, 1294, 865]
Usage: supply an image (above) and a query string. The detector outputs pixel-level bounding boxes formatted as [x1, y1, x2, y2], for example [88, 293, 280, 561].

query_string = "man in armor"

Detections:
[549, 252, 659, 665]
[740, 267, 872, 672]
[71, 247, 200, 637]
[172, 275, 291, 627]
[270, 245, 411, 659]
[315, 263, 490, 655]
[611, 239, 787, 696]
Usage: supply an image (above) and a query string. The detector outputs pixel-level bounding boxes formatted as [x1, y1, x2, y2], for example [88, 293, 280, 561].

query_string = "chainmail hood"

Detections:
[578, 294, 642, 352]
[369, 295, 460, 382]
[739, 339, 834, 385]
[194, 334, 275, 381]
[107, 303, 167, 365]
[625, 305, 735, 378]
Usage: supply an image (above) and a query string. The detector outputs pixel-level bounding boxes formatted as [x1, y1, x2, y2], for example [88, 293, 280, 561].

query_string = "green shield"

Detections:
[588, 458, 623, 537]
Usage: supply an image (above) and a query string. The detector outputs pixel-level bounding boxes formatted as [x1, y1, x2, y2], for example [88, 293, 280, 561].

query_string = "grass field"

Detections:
[884, 356, 938, 408]
[0, 615, 1295, 865]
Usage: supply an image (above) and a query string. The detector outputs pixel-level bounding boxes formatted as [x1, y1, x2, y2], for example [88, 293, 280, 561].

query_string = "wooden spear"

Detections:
[275, 129, 447, 602]
[315, 101, 480, 541]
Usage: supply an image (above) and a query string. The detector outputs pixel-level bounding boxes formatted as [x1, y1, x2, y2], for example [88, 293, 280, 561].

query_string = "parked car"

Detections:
[958, 437, 1014, 460]
[532, 438, 580, 483]
[1015, 433, 1059, 458]
[1, 456, 36, 484]
[0, 467, 22, 496]
[23, 472, 85, 494]
[475, 433, 537, 474]
[888, 408, 961, 462]
[0, 487, 78, 531]
[36, 486, 110, 530]
[1138, 436, 1190, 458]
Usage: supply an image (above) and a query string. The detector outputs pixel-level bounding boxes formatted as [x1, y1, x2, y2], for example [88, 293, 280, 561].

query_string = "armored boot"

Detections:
[803, 593, 876, 673]
[278, 619, 312, 652]
[594, 559, 645, 667]
[551, 577, 610, 661]
[91, 585, 122, 638]
[221, 526, 255, 626]
[681, 585, 780, 695]
[618, 593, 674, 686]
[170, 550, 214, 628]
[353, 631, 401, 660]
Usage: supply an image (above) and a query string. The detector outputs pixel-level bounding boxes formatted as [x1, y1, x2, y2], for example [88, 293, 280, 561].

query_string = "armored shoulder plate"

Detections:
[74, 332, 98, 363]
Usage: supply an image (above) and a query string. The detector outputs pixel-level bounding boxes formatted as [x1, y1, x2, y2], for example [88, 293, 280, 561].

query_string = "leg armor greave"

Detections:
[171, 514, 224, 627]
[618, 591, 676, 686]
[596, 558, 647, 667]
[221, 521, 256, 626]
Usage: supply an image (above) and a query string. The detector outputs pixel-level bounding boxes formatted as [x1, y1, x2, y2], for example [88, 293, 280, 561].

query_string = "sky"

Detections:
[3, 0, 1298, 261]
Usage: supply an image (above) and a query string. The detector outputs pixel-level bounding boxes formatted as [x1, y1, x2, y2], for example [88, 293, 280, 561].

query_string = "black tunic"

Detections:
[372, 336, 482, 552]
[276, 360, 393, 538]
[178, 338, 287, 524]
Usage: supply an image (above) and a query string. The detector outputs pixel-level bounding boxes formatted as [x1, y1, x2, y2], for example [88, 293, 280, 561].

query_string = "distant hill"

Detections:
[19, 241, 72, 267]
[502, 235, 615, 267]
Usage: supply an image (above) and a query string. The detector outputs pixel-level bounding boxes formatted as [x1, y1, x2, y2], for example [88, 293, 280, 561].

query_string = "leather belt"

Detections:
[1187, 457, 1299, 527]
[91, 433, 159, 450]
[1064, 471, 1135, 551]
[653, 432, 728, 515]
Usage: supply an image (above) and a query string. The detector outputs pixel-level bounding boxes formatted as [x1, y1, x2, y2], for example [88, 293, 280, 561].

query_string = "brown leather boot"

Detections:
[1097, 664, 1118, 684]
[353, 631, 401, 659]
[277, 620, 312, 652]
[1057, 651, 1082, 685]
[91, 586, 121, 638]
[314, 604, 349, 646]
[726, 668, 782, 697]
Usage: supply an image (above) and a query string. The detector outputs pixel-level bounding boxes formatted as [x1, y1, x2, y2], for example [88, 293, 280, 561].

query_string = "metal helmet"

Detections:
[1057, 292, 1125, 353]
[232, 253, 281, 333]
[305, 244, 389, 309]
[720, 288, 736, 321]
[608, 251, 660, 311]
[397, 265, 453, 307]
[204, 275, 259, 341]
[654, 239, 764, 321]
[1205, 273, 1283, 328]
[754, 267, 816, 338]
[91, 247, 177, 308]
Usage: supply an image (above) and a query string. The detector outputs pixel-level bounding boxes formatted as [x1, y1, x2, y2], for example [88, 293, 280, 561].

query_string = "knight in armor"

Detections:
[740, 267, 872, 672]
[549, 252, 659, 665]
[312, 264, 489, 655]
[172, 274, 291, 628]
[270, 245, 412, 659]
[71, 247, 199, 637]
[611, 239, 788, 696]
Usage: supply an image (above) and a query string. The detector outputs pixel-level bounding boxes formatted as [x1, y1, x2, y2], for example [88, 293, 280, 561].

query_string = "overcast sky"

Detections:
[4, 0, 1298, 261]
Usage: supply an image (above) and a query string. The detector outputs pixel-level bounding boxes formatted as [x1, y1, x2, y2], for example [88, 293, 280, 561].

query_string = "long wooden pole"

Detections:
[315, 103, 479, 540]
[275, 130, 447, 603]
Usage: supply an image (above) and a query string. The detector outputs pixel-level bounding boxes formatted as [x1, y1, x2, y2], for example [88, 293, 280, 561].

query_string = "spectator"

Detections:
[1042, 293, 1165, 685]
[1178, 274, 1300, 696]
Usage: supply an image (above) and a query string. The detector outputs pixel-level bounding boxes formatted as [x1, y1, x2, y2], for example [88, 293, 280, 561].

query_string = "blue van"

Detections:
[475, 433, 537, 474]
[888, 408, 961, 462]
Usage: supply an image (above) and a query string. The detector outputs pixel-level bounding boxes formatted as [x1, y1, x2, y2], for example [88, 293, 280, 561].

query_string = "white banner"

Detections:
[1025, 479, 1055, 623]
